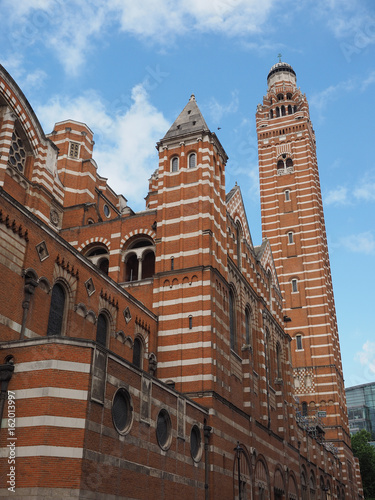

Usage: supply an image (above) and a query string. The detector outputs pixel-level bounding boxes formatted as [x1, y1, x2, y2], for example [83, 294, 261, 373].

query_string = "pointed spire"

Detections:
[162, 94, 209, 141]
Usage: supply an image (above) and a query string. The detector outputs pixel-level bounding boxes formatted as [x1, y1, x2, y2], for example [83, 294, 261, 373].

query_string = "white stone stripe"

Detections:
[63, 187, 95, 198]
[158, 358, 213, 368]
[58, 168, 96, 181]
[2, 415, 86, 429]
[157, 340, 211, 352]
[14, 387, 88, 400]
[0, 446, 83, 459]
[159, 374, 215, 383]
[153, 295, 211, 307]
[153, 280, 211, 294]
[156, 248, 211, 261]
[159, 310, 212, 321]
[14, 360, 91, 374]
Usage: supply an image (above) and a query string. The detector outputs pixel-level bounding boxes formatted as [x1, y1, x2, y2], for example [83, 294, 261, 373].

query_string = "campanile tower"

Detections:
[256, 61, 356, 482]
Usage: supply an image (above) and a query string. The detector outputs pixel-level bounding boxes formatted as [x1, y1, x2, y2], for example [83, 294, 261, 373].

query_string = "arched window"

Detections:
[47, 283, 66, 336]
[269, 109, 273, 119]
[286, 93, 292, 100]
[171, 156, 179, 172]
[245, 307, 252, 346]
[293, 105, 298, 113]
[8, 129, 27, 173]
[123, 238, 155, 281]
[292, 278, 298, 293]
[288, 104, 293, 115]
[284, 189, 290, 201]
[276, 342, 282, 379]
[296, 334, 303, 350]
[188, 152, 196, 168]
[276, 107, 280, 117]
[133, 337, 143, 368]
[265, 327, 271, 378]
[281, 105, 286, 116]
[229, 288, 236, 351]
[277, 159, 284, 171]
[236, 222, 242, 268]
[310, 472, 316, 500]
[84, 245, 110, 275]
[125, 254, 138, 281]
[286, 158, 293, 169]
[288, 231, 294, 244]
[142, 251, 155, 279]
[277, 93, 284, 101]
[96, 313, 108, 347]
[302, 401, 308, 416]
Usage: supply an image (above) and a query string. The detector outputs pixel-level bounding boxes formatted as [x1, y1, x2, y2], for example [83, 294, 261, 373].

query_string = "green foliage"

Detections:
[351, 429, 375, 499]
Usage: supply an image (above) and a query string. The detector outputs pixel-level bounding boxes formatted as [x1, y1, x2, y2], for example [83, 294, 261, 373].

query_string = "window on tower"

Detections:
[229, 288, 236, 351]
[281, 105, 286, 116]
[292, 279, 298, 293]
[288, 232, 294, 244]
[285, 190, 290, 201]
[277, 160, 284, 171]
[171, 157, 179, 172]
[188, 152, 196, 168]
[277, 93, 284, 101]
[269, 109, 273, 119]
[296, 334, 303, 350]
[276, 107, 280, 117]
[286, 158, 293, 169]
[288, 105, 293, 115]
[287, 93, 292, 100]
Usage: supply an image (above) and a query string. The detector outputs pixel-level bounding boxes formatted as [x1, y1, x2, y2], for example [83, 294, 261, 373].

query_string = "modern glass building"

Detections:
[346, 382, 375, 441]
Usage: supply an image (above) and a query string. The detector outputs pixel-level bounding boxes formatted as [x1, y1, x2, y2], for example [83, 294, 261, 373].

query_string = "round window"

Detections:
[112, 388, 133, 435]
[190, 425, 202, 461]
[156, 409, 172, 450]
[103, 204, 111, 218]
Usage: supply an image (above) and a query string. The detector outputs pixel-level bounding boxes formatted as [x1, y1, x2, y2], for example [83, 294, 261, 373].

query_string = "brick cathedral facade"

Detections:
[0, 62, 362, 498]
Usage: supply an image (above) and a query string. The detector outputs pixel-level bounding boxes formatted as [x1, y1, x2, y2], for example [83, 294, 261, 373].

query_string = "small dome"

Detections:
[267, 62, 296, 83]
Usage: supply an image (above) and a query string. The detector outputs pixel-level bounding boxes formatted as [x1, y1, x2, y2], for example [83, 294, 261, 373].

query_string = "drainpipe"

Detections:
[204, 421, 212, 500]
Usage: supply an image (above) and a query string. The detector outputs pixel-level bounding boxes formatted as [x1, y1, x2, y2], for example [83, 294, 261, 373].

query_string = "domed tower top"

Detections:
[267, 57, 297, 90]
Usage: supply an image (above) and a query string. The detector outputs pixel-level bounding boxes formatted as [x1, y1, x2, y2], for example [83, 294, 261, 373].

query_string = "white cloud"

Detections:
[339, 231, 375, 255]
[354, 181, 375, 202]
[309, 79, 356, 121]
[356, 341, 375, 375]
[2, 0, 279, 75]
[37, 83, 169, 211]
[205, 91, 239, 124]
[314, 0, 373, 39]
[324, 186, 349, 206]
[111, 0, 276, 40]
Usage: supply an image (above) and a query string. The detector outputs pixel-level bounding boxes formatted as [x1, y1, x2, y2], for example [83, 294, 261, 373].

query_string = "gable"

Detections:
[226, 184, 253, 248]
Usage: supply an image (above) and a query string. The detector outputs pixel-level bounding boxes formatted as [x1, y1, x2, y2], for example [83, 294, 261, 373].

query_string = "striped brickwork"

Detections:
[0, 64, 362, 498]
[256, 63, 361, 495]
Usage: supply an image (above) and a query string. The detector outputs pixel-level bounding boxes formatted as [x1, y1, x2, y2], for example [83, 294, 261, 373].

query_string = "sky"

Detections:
[0, 0, 374, 389]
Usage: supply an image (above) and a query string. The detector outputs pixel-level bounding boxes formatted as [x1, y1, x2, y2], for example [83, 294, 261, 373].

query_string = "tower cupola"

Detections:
[267, 60, 297, 90]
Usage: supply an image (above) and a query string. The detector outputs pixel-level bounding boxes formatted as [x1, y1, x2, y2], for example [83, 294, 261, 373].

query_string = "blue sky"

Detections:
[1, 0, 374, 388]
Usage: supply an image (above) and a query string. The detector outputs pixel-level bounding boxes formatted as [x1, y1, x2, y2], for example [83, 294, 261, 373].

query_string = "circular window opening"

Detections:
[112, 388, 133, 435]
[156, 409, 172, 450]
[103, 204, 111, 218]
[190, 425, 202, 462]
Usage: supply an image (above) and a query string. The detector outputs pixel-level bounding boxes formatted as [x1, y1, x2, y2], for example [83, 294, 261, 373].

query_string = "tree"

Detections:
[351, 429, 375, 499]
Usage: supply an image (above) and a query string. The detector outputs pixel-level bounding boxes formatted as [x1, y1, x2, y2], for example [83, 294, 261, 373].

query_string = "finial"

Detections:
[189, 94, 196, 101]
[278, 53, 282, 63]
